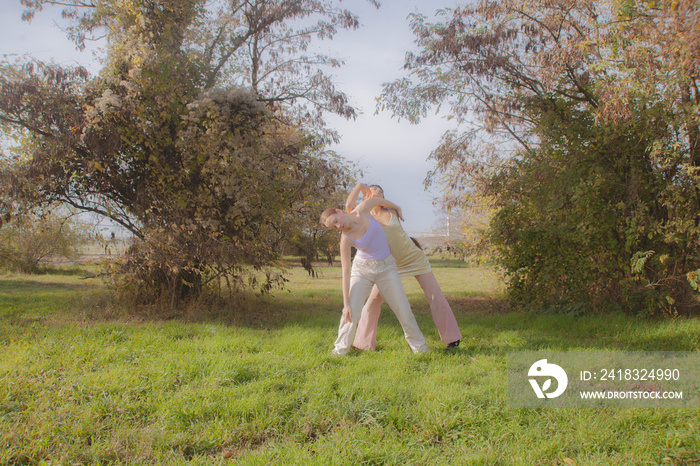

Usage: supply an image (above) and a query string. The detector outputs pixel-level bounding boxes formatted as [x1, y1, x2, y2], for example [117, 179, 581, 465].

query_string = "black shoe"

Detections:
[446, 339, 460, 349]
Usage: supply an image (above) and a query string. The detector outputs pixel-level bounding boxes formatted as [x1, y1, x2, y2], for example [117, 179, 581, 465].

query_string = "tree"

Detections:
[380, 0, 700, 315]
[430, 190, 493, 263]
[594, 0, 700, 312]
[0, 206, 90, 273]
[283, 181, 348, 274]
[1, 0, 372, 304]
[19, 0, 376, 142]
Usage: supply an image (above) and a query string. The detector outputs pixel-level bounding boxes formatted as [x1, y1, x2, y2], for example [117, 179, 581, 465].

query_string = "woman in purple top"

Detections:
[321, 197, 429, 355]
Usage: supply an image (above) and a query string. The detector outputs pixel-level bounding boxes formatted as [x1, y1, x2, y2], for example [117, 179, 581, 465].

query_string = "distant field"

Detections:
[1, 261, 699, 464]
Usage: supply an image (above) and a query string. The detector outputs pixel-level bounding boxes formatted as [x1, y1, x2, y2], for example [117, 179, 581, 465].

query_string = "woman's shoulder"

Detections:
[388, 211, 404, 226]
[371, 208, 392, 225]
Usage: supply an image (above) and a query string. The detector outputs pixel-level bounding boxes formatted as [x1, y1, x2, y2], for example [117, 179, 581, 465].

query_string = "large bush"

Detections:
[1, 0, 364, 304]
[489, 99, 699, 314]
[380, 0, 700, 315]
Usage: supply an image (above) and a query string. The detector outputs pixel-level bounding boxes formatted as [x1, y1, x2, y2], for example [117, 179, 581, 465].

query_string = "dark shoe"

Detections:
[446, 339, 460, 349]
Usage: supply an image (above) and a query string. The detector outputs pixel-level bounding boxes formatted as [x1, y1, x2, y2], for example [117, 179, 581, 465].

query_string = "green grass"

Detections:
[1, 262, 699, 464]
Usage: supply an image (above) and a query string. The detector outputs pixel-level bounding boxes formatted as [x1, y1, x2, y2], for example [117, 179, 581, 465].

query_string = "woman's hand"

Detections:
[342, 305, 352, 323]
[347, 182, 370, 212]
[357, 183, 371, 199]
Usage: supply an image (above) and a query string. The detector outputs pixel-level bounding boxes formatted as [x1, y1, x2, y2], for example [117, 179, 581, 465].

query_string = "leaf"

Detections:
[631, 250, 654, 274]
[687, 270, 700, 291]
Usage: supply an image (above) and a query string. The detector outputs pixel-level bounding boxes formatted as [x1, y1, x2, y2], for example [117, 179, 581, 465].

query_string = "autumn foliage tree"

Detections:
[0, 0, 372, 304]
[381, 0, 700, 315]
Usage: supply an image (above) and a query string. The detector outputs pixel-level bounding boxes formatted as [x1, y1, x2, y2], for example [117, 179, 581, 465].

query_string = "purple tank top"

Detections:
[344, 213, 391, 261]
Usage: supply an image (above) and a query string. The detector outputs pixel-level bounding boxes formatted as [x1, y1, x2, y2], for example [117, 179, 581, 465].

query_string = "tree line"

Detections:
[1, 0, 698, 316]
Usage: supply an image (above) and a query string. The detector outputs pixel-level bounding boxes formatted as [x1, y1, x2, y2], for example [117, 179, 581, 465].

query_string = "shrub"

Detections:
[0, 209, 90, 273]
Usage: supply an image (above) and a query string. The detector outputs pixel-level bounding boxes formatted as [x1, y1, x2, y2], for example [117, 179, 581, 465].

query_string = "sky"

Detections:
[0, 0, 460, 235]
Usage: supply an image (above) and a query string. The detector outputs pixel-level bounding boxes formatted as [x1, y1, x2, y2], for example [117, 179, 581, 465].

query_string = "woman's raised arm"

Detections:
[357, 198, 404, 221]
[345, 182, 371, 212]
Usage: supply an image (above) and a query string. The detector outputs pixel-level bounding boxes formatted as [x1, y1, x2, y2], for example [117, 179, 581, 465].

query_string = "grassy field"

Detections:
[1, 260, 699, 464]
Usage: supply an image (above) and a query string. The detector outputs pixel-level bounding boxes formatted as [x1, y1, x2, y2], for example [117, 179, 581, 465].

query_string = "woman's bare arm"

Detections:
[345, 182, 370, 212]
[339, 234, 353, 323]
[357, 198, 404, 221]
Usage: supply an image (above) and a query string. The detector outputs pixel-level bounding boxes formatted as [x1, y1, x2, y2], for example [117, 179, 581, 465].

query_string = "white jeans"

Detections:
[332, 256, 429, 355]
